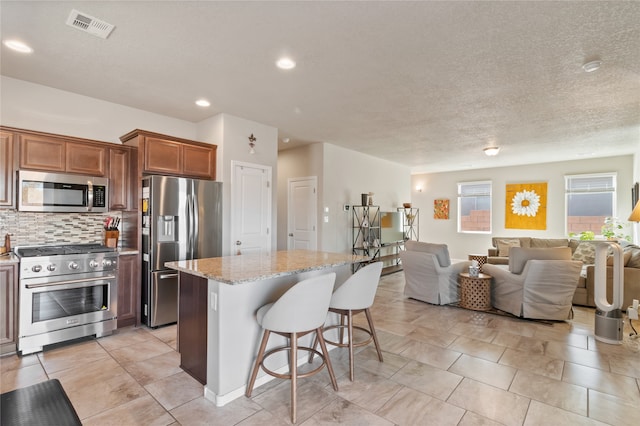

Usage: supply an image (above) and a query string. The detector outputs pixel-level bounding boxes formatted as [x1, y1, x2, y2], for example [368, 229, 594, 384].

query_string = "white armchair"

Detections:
[482, 247, 583, 320]
[400, 241, 471, 305]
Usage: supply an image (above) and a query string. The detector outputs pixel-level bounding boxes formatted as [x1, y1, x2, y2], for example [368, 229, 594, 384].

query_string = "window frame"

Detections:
[457, 180, 492, 234]
[564, 172, 617, 237]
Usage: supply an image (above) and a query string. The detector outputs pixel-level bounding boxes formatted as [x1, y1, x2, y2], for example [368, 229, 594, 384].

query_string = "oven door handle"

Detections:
[25, 275, 117, 289]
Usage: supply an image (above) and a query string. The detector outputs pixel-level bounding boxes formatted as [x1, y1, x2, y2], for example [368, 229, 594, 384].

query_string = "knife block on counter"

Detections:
[104, 230, 119, 248]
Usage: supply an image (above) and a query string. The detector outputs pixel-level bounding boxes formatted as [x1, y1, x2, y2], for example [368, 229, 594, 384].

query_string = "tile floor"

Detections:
[2, 272, 640, 425]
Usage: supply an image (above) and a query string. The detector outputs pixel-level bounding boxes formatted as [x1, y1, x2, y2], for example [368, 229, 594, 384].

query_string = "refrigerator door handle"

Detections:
[192, 189, 199, 258]
[186, 193, 193, 259]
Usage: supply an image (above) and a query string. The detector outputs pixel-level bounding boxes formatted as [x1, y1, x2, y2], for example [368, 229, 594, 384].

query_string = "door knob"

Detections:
[288, 233, 293, 237]
[236, 241, 242, 245]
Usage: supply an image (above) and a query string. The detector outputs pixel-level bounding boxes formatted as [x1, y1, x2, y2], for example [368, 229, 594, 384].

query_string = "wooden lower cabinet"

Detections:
[178, 272, 207, 384]
[0, 262, 18, 355]
[117, 254, 138, 328]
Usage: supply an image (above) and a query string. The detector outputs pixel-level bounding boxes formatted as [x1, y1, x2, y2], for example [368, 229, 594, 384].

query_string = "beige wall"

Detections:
[412, 155, 635, 259]
[0, 76, 195, 143]
[278, 143, 411, 253]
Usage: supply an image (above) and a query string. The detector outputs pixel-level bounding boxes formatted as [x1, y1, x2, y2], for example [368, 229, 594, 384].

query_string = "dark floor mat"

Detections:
[0, 379, 81, 426]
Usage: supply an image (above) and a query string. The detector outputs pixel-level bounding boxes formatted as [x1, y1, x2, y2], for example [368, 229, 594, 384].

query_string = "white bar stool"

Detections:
[245, 273, 339, 423]
[310, 261, 384, 381]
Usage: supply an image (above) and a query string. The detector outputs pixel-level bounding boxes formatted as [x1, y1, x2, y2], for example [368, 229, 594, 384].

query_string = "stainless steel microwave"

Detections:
[18, 170, 109, 213]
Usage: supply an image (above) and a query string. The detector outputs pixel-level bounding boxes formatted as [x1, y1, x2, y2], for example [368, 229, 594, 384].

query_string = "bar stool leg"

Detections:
[347, 310, 355, 381]
[290, 331, 297, 423]
[365, 308, 383, 362]
[315, 327, 339, 391]
[246, 330, 270, 397]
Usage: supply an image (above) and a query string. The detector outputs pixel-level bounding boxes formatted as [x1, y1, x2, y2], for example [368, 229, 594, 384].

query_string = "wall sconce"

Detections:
[248, 133, 256, 154]
[416, 185, 423, 192]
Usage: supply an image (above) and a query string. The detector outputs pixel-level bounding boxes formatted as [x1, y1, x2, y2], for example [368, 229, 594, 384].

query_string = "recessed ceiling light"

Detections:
[582, 60, 602, 73]
[195, 99, 210, 107]
[276, 57, 296, 70]
[3, 39, 33, 53]
[483, 146, 500, 156]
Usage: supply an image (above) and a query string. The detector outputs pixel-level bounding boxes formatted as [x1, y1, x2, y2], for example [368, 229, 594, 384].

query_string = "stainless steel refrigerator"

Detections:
[141, 175, 222, 327]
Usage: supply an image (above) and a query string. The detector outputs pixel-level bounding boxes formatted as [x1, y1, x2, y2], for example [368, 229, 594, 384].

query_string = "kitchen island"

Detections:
[165, 250, 366, 407]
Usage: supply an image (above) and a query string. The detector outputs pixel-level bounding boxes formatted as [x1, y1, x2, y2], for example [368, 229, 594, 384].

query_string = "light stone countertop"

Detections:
[165, 250, 368, 284]
[0, 252, 19, 264]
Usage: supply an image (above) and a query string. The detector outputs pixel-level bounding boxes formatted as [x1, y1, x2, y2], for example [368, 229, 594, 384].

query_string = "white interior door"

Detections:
[288, 176, 317, 250]
[232, 161, 272, 255]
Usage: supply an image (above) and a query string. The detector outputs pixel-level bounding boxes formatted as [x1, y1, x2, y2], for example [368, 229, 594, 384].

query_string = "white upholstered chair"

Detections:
[245, 273, 338, 423]
[400, 241, 472, 305]
[482, 247, 583, 320]
[310, 261, 384, 381]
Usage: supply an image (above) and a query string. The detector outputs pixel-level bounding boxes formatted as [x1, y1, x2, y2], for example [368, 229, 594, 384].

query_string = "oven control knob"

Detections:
[31, 265, 42, 273]
[103, 259, 113, 267]
[89, 260, 99, 268]
[47, 264, 56, 271]
[69, 262, 79, 270]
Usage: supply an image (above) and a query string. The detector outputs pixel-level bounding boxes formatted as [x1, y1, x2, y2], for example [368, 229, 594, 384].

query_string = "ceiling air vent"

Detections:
[65, 9, 115, 39]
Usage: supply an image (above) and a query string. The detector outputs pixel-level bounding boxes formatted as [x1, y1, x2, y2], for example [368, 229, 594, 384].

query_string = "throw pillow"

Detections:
[530, 238, 569, 249]
[606, 251, 632, 266]
[624, 245, 640, 268]
[572, 242, 596, 264]
[497, 239, 520, 257]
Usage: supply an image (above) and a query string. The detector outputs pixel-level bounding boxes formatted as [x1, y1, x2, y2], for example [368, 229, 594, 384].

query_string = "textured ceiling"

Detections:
[1, 1, 639, 173]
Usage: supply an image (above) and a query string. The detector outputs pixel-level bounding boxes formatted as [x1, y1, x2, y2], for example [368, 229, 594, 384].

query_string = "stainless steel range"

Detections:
[16, 243, 118, 355]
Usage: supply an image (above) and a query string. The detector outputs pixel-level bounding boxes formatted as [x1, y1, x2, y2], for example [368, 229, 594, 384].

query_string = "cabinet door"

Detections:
[0, 263, 17, 354]
[19, 134, 66, 171]
[144, 137, 183, 175]
[183, 144, 216, 179]
[178, 272, 207, 384]
[109, 147, 130, 210]
[117, 254, 138, 328]
[66, 142, 106, 176]
[0, 131, 15, 208]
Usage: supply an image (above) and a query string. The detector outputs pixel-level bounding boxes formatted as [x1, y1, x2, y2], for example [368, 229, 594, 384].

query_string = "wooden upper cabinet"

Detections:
[145, 137, 183, 175]
[183, 143, 216, 179]
[0, 131, 16, 208]
[121, 129, 216, 180]
[17, 129, 107, 177]
[19, 133, 66, 172]
[109, 147, 131, 210]
[66, 142, 106, 176]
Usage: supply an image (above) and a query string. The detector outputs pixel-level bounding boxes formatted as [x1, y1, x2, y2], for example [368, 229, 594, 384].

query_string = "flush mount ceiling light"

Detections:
[195, 99, 210, 107]
[276, 57, 296, 70]
[582, 60, 602, 73]
[3, 39, 33, 53]
[483, 146, 500, 156]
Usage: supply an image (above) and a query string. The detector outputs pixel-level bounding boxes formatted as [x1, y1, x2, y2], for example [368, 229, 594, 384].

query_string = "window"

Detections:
[458, 181, 491, 233]
[565, 173, 616, 237]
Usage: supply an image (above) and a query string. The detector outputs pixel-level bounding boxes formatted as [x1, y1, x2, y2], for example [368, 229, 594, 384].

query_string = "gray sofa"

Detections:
[487, 237, 640, 309]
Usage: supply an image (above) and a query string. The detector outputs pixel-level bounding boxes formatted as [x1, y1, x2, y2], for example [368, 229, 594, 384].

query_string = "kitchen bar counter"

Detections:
[165, 250, 366, 407]
[165, 249, 365, 284]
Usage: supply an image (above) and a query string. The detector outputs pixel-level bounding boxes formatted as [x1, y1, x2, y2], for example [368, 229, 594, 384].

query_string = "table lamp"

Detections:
[630, 201, 640, 244]
[630, 200, 640, 222]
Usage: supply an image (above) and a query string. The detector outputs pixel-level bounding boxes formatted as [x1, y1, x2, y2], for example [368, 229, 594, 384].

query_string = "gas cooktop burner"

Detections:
[16, 243, 116, 258]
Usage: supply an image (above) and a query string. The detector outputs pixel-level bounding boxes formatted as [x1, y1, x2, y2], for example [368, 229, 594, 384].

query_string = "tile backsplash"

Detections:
[0, 210, 123, 248]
